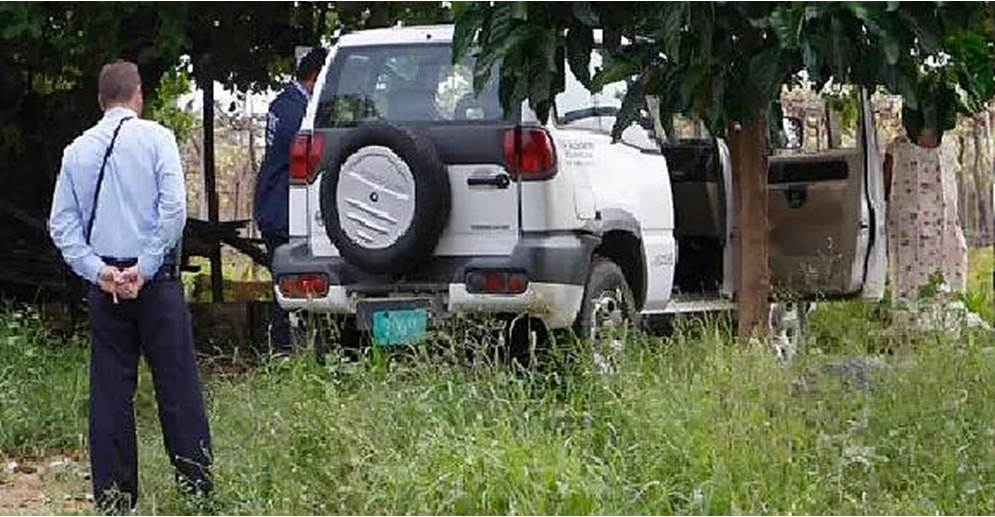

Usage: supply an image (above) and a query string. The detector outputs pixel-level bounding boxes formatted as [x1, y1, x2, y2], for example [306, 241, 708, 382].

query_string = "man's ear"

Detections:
[132, 85, 144, 112]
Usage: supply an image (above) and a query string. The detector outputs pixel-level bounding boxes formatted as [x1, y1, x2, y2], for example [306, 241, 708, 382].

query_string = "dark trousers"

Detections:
[87, 279, 212, 511]
[265, 236, 292, 353]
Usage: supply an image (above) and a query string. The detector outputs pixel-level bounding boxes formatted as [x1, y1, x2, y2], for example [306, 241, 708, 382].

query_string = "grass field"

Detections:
[1, 250, 994, 514]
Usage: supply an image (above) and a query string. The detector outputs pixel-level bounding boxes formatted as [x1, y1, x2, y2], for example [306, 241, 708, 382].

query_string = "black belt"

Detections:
[100, 257, 180, 283]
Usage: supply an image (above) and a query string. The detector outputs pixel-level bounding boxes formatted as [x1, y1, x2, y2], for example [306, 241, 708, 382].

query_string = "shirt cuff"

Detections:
[137, 255, 163, 280]
[82, 255, 107, 285]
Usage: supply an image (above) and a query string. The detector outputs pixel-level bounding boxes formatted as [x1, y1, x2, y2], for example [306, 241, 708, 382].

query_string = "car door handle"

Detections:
[467, 173, 511, 189]
[776, 185, 807, 209]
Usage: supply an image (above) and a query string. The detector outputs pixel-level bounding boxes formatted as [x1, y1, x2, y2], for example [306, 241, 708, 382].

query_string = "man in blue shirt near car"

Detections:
[48, 60, 212, 513]
[254, 47, 328, 352]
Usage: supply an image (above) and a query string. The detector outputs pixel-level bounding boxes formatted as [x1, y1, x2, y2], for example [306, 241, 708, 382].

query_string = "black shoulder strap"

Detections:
[85, 116, 133, 245]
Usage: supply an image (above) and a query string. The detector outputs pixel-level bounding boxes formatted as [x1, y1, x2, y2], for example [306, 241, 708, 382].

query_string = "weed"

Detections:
[2, 296, 995, 514]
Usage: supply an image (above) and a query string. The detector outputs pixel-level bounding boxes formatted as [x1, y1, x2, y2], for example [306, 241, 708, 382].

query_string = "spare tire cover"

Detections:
[320, 122, 451, 275]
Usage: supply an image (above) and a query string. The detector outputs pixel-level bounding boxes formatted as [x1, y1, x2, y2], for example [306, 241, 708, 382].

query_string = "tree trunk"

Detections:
[203, 79, 224, 303]
[955, 131, 973, 244]
[827, 109, 843, 149]
[248, 119, 259, 240]
[973, 116, 993, 245]
[888, 131, 969, 299]
[727, 118, 770, 338]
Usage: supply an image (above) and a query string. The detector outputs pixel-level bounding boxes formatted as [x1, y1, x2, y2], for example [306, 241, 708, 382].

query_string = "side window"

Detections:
[776, 86, 860, 154]
[555, 60, 597, 128]
[824, 92, 860, 150]
[321, 54, 379, 124]
[668, 115, 712, 140]
[555, 50, 625, 134]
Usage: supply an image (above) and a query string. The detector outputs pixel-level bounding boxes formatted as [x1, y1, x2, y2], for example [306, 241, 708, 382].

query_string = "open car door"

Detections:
[768, 89, 887, 300]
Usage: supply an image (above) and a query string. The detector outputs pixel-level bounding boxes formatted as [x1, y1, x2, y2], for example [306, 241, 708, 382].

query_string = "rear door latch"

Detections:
[467, 172, 511, 189]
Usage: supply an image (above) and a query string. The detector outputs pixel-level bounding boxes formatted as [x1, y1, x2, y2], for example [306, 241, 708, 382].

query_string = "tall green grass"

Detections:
[965, 247, 994, 323]
[0, 306, 89, 458]
[3, 303, 995, 514]
[136, 320, 995, 515]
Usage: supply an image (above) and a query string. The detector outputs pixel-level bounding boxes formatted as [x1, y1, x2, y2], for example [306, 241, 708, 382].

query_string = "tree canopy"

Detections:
[0, 2, 450, 217]
[0, 2, 451, 298]
[454, 2, 995, 143]
[454, 1, 995, 337]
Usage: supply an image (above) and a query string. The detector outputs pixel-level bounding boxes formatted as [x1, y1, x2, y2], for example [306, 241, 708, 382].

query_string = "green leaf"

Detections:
[656, 4, 687, 62]
[510, 1, 528, 21]
[571, 2, 599, 27]
[749, 47, 785, 103]
[592, 53, 636, 90]
[452, 2, 484, 64]
[611, 75, 645, 142]
[565, 26, 594, 89]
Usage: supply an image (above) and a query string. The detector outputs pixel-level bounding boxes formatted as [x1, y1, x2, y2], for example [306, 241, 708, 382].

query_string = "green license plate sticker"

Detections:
[372, 309, 429, 346]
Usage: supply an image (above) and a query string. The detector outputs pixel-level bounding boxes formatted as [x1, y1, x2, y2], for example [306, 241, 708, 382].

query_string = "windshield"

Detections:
[316, 44, 503, 127]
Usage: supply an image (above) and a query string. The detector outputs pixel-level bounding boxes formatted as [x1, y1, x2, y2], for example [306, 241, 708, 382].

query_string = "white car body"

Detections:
[273, 25, 887, 336]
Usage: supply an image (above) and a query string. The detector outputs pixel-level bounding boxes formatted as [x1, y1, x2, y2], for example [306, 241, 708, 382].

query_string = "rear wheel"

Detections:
[574, 256, 640, 372]
[769, 301, 811, 361]
[504, 316, 551, 368]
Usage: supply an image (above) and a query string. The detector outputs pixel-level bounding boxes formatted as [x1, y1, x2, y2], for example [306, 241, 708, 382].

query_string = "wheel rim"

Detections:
[336, 145, 416, 249]
[589, 289, 626, 340]
[590, 288, 627, 373]
[769, 302, 808, 360]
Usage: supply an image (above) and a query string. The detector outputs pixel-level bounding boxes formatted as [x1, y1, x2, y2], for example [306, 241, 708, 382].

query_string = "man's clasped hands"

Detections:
[97, 264, 146, 302]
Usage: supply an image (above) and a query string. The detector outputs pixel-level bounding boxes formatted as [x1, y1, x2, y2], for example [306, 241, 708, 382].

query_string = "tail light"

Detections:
[278, 273, 330, 298]
[504, 127, 556, 180]
[289, 132, 325, 185]
[466, 270, 529, 295]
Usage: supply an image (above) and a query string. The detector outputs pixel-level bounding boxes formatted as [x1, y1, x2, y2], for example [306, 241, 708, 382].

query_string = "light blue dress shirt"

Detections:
[48, 107, 186, 284]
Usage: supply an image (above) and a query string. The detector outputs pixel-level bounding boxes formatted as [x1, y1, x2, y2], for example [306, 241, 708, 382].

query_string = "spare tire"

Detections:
[320, 122, 451, 275]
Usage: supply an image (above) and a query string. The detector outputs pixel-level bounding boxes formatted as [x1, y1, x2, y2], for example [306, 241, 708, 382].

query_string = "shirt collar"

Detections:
[292, 81, 310, 101]
[102, 106, 139, 121]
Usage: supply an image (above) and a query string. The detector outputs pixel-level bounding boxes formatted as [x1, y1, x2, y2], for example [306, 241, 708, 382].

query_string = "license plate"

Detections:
[372, 308, 429, 346]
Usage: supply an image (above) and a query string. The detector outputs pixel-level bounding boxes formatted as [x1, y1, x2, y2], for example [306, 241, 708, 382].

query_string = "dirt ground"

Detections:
[0, 455, 90, 515]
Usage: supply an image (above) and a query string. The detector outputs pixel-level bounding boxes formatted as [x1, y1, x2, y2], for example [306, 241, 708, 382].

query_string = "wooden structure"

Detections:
[187, 76, 268, 302]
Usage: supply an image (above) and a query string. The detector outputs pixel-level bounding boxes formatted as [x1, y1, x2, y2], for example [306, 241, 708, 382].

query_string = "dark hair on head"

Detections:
[296, 47, 328, 81]
[99, 60, 141, 105]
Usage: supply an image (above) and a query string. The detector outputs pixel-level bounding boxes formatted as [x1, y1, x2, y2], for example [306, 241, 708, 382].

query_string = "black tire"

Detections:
[504, 316, 551, 368]
[573, 256, 640, 368]
[320, 122, 451, 275]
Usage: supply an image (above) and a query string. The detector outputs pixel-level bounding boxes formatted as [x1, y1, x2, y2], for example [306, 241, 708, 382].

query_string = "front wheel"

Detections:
[573, 256, 640, 372]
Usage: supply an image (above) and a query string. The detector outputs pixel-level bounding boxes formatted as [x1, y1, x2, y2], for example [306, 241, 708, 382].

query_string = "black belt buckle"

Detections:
[100, 257, 178, 282]
[102, 256, 138, 269]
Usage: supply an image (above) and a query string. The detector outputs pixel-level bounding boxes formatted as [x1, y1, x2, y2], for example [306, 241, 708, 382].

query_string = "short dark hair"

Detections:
[99, 60, 141, 105]
[295, 47, 328, 81]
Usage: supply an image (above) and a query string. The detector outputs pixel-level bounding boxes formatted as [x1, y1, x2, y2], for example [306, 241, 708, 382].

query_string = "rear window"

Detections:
[315, 44, 503, 128]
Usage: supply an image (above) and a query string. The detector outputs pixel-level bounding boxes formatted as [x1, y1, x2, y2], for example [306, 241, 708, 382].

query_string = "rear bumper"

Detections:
[274, 282, 584, 329]
[271, 232, 596, 329]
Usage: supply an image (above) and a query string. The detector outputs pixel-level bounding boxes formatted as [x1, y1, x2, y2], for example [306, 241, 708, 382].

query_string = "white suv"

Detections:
[272, 25, 887, 354]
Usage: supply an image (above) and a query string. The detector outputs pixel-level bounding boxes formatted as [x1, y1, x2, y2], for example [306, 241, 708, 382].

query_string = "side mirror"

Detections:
[781, 116, 803, 150]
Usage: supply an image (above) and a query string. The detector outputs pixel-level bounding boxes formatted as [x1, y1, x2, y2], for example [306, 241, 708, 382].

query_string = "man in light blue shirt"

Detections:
[48, 60, 212, 512]
[49, 90, 185, 287]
